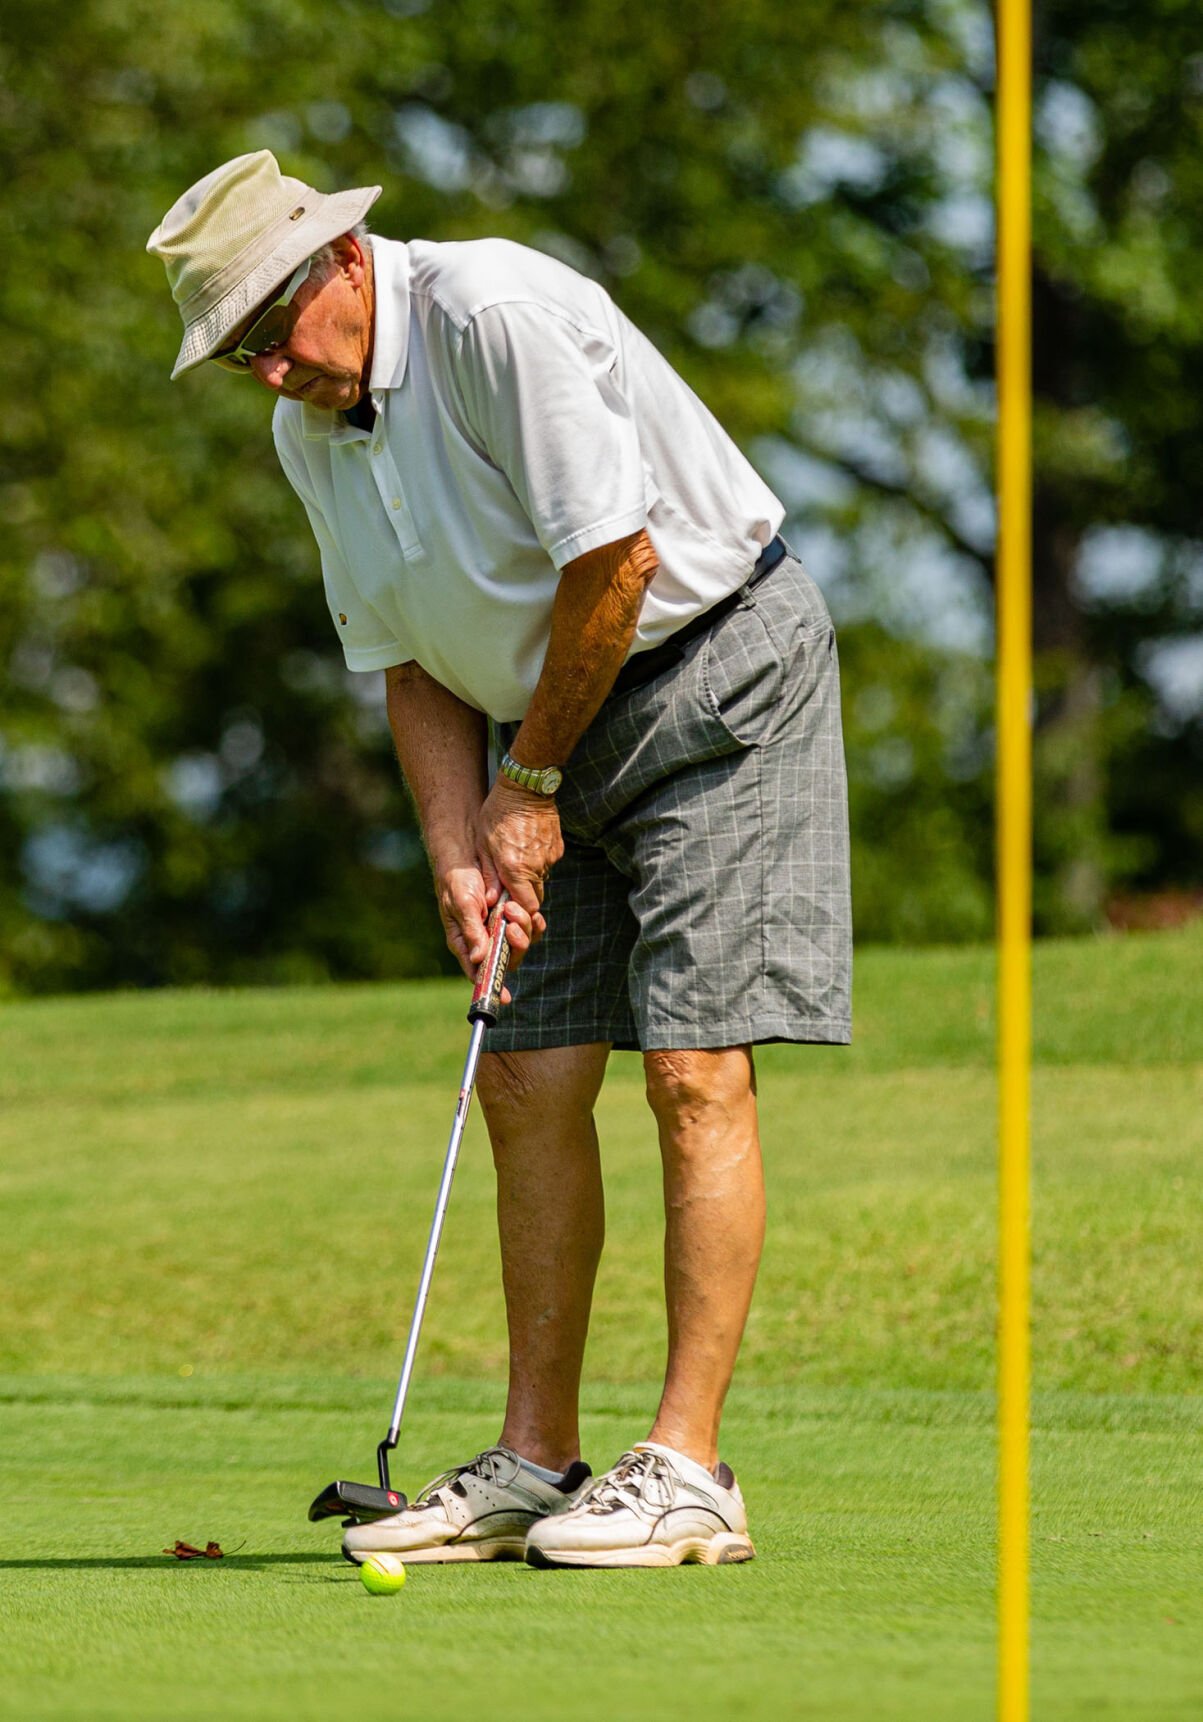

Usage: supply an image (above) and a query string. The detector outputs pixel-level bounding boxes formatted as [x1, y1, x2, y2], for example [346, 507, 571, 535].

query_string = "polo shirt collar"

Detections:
[367, 236, 411, 394]
[301, 236, 411, 442]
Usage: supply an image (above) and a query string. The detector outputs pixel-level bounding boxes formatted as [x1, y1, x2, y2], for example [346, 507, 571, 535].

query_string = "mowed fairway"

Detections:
[1, 929, 1200, 1720]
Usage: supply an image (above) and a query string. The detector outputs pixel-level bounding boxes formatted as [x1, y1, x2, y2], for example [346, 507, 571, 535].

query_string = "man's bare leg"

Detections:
[642, 1046, 765, 1473]
[477, 1042, 611, 1474]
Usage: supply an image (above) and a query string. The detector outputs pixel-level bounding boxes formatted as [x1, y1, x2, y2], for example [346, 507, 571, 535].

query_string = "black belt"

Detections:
[609, 534, 789, 699]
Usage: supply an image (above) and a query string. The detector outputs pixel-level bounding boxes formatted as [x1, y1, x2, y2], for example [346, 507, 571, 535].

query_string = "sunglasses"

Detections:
[212, 258, 313, 372]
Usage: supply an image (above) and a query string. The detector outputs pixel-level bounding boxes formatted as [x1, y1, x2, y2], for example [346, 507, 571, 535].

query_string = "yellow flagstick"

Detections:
[996, 0, 1032, 1718]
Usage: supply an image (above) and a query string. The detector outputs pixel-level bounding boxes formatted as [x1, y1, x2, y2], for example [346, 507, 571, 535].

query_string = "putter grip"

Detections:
[468, 900, 510, 1026]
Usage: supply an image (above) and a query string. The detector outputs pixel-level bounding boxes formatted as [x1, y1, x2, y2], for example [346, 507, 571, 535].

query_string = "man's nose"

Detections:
[250, 349, 293, 391]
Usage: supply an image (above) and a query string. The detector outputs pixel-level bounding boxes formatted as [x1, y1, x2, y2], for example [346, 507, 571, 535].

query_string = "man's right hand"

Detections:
[435, 862, 543, 997]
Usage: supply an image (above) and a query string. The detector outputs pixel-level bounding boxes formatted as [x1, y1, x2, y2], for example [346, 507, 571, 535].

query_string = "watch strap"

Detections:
[498, 752, 563, 796]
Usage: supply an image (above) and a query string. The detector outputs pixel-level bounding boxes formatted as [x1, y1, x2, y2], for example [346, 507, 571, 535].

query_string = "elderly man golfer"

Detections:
[149, 152, 851, 1569]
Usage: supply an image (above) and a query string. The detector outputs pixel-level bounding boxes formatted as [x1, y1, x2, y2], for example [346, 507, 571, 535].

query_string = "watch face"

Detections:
[543, 767, 563, 794]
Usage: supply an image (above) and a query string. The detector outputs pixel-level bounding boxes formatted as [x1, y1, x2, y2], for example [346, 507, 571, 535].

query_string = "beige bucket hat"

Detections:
[147, 150, 382, 379]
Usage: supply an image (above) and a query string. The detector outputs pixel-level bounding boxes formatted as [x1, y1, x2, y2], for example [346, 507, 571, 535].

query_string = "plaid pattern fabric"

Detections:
[488, 550, 852, 1052]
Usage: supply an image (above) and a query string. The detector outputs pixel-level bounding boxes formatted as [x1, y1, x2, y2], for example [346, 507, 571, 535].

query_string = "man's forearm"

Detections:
[384, 662, 489, 863]
[509, 529, 658, 768]
[386, 660, 542, 978]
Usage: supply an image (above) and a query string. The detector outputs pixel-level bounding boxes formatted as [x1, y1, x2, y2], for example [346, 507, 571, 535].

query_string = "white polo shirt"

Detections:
[273, 236, 783, 721]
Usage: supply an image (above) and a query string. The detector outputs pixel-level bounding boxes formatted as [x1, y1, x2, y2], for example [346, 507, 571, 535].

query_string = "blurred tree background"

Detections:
[1, 0, 1200, 993]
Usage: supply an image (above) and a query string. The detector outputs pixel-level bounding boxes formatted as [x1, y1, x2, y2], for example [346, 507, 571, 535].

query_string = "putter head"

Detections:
[307, 1479, 410, 1523]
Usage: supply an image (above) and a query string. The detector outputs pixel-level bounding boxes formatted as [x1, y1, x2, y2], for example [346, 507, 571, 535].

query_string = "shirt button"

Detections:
[372, 443, 382, 455]
[391, 497, 402, 510]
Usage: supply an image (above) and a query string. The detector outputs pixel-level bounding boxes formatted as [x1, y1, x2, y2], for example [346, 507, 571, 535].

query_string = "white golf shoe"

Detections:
[342, 1446, 592, 1564]
[525, 1442, 756, 1568]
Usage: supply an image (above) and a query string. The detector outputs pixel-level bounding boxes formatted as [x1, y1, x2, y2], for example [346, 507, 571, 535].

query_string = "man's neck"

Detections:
[342, 245, 378, 429]
[360, 245, 376, 398]
[344, 391, 377, 432]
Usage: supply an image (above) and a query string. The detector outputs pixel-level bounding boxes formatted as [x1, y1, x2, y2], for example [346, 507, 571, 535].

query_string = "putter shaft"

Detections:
[379, 1013, 488, 1478]
[376, 901, 511, 1490]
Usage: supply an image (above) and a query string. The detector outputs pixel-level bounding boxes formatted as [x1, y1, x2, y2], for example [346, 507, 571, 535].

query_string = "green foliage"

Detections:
[0, 0, 976, 987]
[1026, 0, 1203, 917]
[2, 0, 1201, 988]
[838, 623, 994, 943]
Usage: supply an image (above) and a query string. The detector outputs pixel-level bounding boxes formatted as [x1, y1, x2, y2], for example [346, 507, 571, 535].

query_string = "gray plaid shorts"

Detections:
[488, 547, 852, 1053]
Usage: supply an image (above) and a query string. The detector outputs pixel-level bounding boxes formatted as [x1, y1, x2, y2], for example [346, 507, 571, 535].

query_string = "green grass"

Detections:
[1, 928, 1201, 1718]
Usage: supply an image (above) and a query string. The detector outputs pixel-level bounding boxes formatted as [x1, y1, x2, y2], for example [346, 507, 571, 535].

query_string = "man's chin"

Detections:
[288, 375, 358, 409]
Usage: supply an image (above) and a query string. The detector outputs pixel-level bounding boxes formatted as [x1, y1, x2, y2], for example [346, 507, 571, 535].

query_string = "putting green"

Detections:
[1, 928, 1200, 1717]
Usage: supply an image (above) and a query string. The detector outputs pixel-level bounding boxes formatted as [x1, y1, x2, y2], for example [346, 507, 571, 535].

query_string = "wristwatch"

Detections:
[499, 751, 563, 796]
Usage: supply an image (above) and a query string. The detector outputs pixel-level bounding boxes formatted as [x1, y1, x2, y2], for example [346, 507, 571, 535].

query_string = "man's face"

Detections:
[221, 235, 374, 412]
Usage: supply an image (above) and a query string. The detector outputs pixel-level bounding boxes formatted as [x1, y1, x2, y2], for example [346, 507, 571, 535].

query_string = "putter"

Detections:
[308, 899, 512, 1524]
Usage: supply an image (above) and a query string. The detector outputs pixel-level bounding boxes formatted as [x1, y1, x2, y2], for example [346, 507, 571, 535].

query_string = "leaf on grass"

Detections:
[163, 1540, 227, 1559]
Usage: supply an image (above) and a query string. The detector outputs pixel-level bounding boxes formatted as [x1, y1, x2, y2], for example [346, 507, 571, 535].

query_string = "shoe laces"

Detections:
[416, 1446, 521, 1507]
[575, 1448, 679, 1517]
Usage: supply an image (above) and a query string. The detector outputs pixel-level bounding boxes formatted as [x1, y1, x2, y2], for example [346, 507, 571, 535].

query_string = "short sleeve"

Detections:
[273, 413, 411, 672]
[454, 303, 648, 569]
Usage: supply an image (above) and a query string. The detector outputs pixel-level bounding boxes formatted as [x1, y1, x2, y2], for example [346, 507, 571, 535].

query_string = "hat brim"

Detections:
[169, 183, 382, 380]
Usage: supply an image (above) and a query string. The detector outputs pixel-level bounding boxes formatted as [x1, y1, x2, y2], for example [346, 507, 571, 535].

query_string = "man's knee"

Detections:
[643, 1047, 756, 1131]
[478, 1044, 610, 1143]
[478, 1049, 544, 1116]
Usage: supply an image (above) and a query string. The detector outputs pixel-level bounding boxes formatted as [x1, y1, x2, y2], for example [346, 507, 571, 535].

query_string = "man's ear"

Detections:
[334, 232, 367, 287]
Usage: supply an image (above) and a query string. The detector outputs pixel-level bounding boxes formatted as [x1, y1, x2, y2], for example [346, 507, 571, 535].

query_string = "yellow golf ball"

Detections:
[360, 1552, 407, 1595]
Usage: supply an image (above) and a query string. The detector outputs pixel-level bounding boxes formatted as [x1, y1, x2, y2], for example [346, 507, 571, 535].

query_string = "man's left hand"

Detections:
[477, 776, 565, 927]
